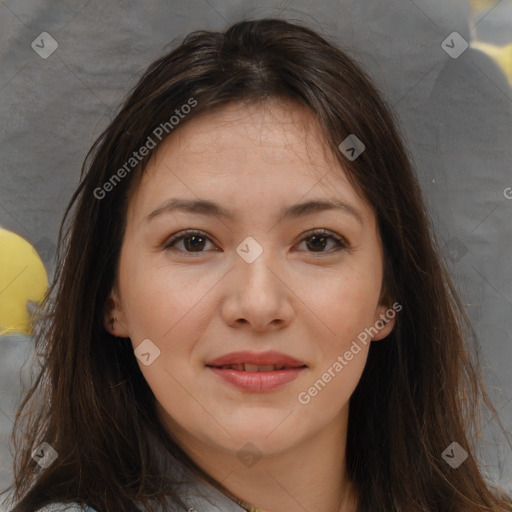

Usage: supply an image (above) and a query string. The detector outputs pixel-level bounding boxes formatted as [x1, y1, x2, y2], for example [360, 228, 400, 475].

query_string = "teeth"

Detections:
[220, 364, 243, 370]
[217, 364, 294, 371]
[244, 363, 262, 372]
[258, 364, 276, 372]
[241, 364, 287, 372]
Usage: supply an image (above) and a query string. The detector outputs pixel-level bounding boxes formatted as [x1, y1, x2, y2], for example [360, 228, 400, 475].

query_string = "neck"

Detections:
[164, 405, 359, 512]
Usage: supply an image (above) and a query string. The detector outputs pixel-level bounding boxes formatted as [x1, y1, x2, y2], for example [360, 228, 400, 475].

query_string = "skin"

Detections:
[105, 99, 396, 512]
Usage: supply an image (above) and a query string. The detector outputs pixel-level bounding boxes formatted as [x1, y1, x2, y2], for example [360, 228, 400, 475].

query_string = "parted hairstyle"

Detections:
[3, 17, 512, 512]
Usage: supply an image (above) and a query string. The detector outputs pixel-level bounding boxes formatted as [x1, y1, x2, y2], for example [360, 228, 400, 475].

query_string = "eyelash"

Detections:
[162, 229, 349, 256]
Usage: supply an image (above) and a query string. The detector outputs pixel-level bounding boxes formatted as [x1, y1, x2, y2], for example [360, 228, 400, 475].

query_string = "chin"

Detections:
[214, 421, 303, 453]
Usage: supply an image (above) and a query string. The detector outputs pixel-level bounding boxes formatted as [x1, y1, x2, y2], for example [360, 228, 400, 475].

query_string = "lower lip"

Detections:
[207, 367, 306, 392]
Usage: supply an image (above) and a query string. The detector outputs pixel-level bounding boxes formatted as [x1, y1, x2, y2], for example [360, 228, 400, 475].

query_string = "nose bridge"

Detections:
[234, 235, 280, 294]
[224, 234, 291, 329]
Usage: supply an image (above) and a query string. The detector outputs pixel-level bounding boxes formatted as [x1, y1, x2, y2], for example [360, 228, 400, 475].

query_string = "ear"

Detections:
[103, 288, 130, 338]
[371, 290, 399, 342]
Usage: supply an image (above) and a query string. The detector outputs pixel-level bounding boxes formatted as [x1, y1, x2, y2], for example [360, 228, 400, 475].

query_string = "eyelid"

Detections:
[162, 228, 351, 254]
[161, 229, 217, 252]
[300, 228, 350, 250]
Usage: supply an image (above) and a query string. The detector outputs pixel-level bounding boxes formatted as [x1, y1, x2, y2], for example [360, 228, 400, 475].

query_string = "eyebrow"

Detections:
[145, 197, 364, 225]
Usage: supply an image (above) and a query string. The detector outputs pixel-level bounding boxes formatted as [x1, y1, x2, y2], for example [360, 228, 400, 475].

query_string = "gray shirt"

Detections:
[36, 429, 248, 512]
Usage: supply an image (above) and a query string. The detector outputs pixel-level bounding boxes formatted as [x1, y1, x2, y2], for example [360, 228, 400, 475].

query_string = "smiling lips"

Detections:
[205, 350, 307, 392]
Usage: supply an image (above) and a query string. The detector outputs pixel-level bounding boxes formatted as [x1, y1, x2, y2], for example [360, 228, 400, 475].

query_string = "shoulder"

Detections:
[36, 504, 98, 512]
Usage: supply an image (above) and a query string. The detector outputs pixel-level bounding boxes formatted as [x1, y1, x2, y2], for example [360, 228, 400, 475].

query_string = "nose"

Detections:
[220, 245, 294, 332]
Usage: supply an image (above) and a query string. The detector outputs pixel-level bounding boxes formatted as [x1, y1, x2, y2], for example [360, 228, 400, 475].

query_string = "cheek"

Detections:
[120, 256, 213, 342]
[306, 265, 382, 349]
[298, 274, 374, 415]
[299, 347, 369, 425]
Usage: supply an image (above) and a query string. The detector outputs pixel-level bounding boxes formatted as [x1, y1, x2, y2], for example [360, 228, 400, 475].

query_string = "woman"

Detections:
[3, 18, 511, 512]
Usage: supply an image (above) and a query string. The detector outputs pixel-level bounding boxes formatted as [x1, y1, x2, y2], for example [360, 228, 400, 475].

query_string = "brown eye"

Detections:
[297, 230, 348, 254]
[162, 229, 348, 256]
[164, 230, 215, 253]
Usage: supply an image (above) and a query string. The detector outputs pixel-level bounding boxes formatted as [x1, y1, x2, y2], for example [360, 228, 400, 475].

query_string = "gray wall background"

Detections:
[0, 0, 511, 508]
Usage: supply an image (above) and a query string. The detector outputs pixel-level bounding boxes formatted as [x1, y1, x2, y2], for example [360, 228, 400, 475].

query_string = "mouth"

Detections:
[205, 350, 307, 369]
[207, 363, 307, 371]
[205, 351, 308, 392]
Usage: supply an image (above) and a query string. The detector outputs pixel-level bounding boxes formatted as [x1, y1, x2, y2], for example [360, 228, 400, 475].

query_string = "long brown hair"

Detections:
[3, 18, 511, 512]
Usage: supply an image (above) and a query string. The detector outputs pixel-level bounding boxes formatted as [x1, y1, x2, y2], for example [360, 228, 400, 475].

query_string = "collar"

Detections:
[141, 427, 267, 512]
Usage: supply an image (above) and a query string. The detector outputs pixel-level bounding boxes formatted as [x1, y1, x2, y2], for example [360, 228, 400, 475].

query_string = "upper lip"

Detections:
[205, 350, 307, 367]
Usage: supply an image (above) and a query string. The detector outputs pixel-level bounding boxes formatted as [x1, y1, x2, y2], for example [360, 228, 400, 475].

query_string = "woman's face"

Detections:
[108, 100, 395, 459]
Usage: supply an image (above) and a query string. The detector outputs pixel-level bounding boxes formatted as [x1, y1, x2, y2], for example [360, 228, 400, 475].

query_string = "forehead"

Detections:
[128, 100, 371, 223]
[153, 100, 335, 175]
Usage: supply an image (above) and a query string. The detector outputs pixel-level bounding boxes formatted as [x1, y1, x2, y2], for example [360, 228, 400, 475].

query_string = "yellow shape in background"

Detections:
[0, 228, 48, 335]
[470, 40, 512, 87]
[469, 0, 512, 87]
